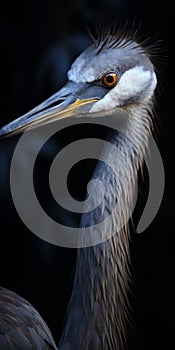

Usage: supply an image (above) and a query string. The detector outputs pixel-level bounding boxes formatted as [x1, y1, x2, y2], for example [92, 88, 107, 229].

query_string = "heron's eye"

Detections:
[100, 72, 119, 88]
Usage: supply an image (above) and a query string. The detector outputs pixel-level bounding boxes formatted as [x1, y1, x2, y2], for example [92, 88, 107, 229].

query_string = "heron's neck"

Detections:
[58, 106, 152, 350]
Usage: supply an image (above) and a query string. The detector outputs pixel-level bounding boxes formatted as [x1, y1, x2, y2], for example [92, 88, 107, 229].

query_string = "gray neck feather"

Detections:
[58, 103, 153, 350]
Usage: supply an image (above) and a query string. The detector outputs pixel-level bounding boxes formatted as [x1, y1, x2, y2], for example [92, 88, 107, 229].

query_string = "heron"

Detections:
[0, 25, 158, 349]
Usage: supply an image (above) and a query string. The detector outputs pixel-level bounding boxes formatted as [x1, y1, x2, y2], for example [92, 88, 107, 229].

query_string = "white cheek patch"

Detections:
[90, 66, 157, 113]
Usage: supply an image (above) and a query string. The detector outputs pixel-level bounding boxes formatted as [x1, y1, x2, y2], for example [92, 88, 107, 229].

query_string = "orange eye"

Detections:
[101, 71, 119, 88]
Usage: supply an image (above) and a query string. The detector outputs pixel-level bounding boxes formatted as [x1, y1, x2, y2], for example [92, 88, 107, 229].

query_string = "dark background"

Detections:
[0, 0, 174, 349]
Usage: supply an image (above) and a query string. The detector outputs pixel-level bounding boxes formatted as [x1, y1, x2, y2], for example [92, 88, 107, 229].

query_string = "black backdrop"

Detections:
[0, 1, 174, 349]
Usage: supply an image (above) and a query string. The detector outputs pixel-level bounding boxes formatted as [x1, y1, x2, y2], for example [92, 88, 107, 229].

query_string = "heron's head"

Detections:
[0, 29, 157, 137]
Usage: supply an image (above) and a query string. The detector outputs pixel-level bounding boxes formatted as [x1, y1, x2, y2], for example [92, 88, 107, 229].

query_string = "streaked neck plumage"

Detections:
[58, 102, 154, 350]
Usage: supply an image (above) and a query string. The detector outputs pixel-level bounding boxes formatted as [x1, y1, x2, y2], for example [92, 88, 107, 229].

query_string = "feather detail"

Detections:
[58, 99, 154, 349]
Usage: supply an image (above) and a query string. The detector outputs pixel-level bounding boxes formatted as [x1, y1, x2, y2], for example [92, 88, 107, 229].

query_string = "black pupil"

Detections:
[106, 74, 114, 83]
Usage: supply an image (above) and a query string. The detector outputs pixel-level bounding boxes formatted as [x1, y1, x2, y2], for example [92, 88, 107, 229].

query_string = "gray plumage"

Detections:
[58, 27, 157, 350]
[0, 287, 57, 349]
[0, 25, 158, 349]
[58, 106, 154, 350]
